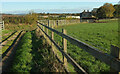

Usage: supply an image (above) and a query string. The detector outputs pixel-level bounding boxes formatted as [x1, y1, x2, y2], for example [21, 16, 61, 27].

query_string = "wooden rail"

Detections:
[37, 21, 120, 73]
[37, 25, 87, 73]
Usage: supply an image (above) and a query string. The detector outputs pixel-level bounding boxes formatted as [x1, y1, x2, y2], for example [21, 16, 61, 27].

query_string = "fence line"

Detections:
[37, 21, 120, 73]
[39, 20, 80, 27]
[37, 24, 87, 73]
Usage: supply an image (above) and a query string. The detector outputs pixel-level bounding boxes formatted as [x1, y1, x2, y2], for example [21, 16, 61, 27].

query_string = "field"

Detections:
[53, 19, 118, 72]
[1, 19, 119, 73]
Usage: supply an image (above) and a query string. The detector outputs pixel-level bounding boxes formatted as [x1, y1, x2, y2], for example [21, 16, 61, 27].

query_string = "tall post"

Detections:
[47, 20, 49, 35]
[2, 21, 4, 30]
[54, 20, 55, 27]
[43, 26, 45, 37]
[37, 21, 40, 33]
[110, 45, 120, 74]
[52, 25, 55, 55]
[40, 24, 43, 35]
[65, 20, 66, 25]
[46, 20, 49, 45]
[62, 29, 67, 68]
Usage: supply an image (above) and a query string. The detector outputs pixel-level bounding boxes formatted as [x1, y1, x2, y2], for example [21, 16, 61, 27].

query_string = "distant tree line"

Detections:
[92, 3, 120, 19]
[3, 12, 38, 25]
[4, 16, 25, 24]
[38, 13, 80, 16]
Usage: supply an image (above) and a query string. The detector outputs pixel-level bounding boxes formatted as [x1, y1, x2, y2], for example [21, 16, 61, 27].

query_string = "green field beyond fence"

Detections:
[54, 19, 119, 72]
[55, 20, 118, 53]
[38, 19, 119, 72]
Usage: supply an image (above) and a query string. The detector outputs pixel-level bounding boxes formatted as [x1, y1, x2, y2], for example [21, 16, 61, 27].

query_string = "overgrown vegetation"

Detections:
[31, 30, 65, 72]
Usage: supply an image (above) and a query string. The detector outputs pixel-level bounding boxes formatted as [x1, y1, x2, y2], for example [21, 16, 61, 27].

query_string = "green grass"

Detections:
[2, 32, 20, 54]
[53, 44, 75, 72]
[11, 32, 33, 72]
[56, 20, 118, 53]
[53, 19, 118, 72]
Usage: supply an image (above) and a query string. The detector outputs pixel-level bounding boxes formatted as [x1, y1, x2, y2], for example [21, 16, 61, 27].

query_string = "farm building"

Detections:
[66, 16, 80, 19]
[80, 10, 96, 23]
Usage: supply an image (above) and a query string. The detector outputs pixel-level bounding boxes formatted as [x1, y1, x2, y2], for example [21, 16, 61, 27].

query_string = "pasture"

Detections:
[53, 19, 118, 72]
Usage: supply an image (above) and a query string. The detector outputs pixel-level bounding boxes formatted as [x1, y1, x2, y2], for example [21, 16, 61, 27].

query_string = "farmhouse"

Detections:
[80, 10, 96, 23]
[66, 16, 80, 19]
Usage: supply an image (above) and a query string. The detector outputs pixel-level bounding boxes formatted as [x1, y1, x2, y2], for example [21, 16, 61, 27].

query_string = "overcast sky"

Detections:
[1, 1, 119, 14]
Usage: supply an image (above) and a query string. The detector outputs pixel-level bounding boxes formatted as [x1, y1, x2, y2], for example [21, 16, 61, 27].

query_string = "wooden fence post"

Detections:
[62, 29, 67, 68]
[47, 20, 49, 35]
[37, 21, 39, 32]
[54, 20, 55, 27]
[52, 25, 55, 55]
[46, 20, 49, 45]
[2, 21, 4, 30]
[110, 45, 120, 74]
[43, 26, 45, 37]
